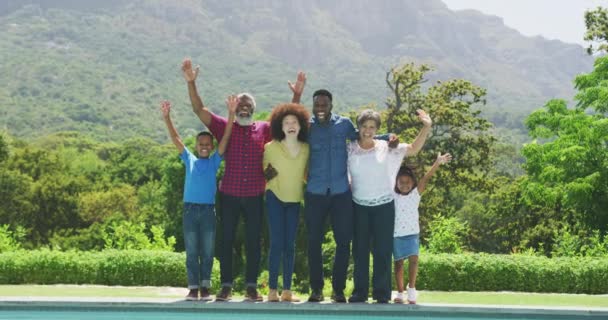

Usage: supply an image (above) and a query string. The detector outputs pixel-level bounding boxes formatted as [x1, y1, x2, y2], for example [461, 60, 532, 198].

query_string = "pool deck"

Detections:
[1, 296, 608, 319]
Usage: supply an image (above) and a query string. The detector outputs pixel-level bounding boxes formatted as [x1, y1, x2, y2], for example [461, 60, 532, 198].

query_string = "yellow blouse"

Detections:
[263, 140, 309, 203]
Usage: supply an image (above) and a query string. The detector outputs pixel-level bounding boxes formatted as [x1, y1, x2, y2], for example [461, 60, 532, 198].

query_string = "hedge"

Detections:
[0, 250, 607, 294]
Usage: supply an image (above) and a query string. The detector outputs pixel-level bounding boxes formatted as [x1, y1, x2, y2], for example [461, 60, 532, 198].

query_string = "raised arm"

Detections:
[289, 71, 306, 104]
[217, 95, 237, 156]
[182, 58, 213, 127]
[408, 109, 432, 156]
[418, 152, 452, 193]
[161, 101, 185, 153]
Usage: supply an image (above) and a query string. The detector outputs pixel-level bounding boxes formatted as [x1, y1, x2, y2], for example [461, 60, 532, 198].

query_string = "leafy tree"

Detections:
[584, 7, 608, 55]
[523, 98, 608, 233]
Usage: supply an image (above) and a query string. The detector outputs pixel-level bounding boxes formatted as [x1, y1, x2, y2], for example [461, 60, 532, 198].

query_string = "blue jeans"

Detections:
[183, 202, 216, 289]
[266, 190, 300, 290]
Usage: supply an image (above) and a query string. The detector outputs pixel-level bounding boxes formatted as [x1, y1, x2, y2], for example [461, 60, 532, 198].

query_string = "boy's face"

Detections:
[196, 135, 214, 158]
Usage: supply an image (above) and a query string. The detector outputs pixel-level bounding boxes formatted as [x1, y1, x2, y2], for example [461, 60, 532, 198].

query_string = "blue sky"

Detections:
[442, 0, 608, 45]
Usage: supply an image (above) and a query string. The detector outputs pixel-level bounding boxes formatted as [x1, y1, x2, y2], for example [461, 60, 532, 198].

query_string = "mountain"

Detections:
[0, 0, 593, 141]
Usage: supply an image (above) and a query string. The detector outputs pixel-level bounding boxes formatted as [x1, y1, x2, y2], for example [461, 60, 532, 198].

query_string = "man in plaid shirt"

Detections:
[182, 58, 270, 302]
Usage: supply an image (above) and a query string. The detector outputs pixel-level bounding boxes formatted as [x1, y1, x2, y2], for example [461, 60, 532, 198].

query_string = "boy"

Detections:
[161, 96, 237, 300]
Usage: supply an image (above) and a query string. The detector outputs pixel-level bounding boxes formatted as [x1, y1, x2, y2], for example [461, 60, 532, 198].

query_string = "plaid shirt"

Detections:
[208, 113, 271, 197]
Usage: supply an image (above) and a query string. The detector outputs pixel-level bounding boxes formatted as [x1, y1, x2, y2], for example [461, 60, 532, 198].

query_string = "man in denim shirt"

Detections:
[291, 78, 396, 303]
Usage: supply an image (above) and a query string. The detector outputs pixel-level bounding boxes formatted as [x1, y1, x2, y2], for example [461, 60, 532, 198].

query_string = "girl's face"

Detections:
[359, 119, 377, 140]
[397, 175, 415, 194]
[282, 114, 301, 138]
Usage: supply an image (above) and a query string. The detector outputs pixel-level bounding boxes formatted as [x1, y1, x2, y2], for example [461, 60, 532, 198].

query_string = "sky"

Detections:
[442, 0, 608, 45]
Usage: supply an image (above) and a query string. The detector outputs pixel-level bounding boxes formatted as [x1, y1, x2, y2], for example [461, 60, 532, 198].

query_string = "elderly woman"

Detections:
[347, 109, 432, 303]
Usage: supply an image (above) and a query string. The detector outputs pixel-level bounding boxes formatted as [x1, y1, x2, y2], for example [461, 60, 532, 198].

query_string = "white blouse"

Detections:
[393, 187, 421, 237]
[347, 140, 409, 206]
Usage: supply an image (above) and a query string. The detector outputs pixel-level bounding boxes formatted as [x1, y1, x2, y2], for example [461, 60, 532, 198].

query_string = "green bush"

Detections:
[1, 250, 607, 294]
[416, 253, 608, 294]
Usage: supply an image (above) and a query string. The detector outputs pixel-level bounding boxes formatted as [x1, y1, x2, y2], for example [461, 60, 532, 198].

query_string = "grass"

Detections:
[0, 285, 606, 307]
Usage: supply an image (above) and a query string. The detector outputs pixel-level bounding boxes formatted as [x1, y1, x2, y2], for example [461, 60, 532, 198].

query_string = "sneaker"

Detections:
[268, 289, 279, 302]
[376, 298, 389, 304]
[185, 289, 198, 301]
[245, 287, 263, 302]
[347, 294, 367, 303]
[215, 286, 232, 302]
[331, 291, 346, 303]
[307, 289, 324, 302]
[280, 290, 300, 302]
[393, 291, 404, 304]
[200, 287, 212, 301]
[407, 285, 417, 304]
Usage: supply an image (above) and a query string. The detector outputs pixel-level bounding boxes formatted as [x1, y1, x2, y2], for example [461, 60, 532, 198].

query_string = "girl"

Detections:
[393, 152, 452, 304]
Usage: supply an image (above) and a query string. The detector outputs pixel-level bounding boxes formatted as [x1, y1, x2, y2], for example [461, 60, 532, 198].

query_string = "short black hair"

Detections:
[313, 89, 332, 102]
[196, 131, 213, 141]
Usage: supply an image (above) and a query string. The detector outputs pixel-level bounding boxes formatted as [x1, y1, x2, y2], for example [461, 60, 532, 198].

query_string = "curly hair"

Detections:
[268, 103, 310, 142]
[394, 165, 419, 195]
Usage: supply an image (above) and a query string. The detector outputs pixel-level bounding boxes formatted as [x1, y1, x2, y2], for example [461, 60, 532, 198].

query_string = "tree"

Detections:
[584, 7, 608, 55]
[383, 63, 496, 217]
[522, 98, 608, 233]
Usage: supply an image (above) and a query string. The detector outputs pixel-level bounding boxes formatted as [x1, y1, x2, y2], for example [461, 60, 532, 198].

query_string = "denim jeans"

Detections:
[266, 190, 300, 290]
[352, 201, 395, 301]
[304, 190, 354, 293]
[218, 192, 264, 288]
[183, 202, 216, 289]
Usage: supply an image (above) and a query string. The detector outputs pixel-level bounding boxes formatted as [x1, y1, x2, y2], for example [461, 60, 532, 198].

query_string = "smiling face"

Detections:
[236, 95, 255, 126]
[358, 119, 378, 141]
[312, 95, 332, 123]
[196, 134, 214, 158]
[282, 114, 301, 138]
[396, 174, 416, 195]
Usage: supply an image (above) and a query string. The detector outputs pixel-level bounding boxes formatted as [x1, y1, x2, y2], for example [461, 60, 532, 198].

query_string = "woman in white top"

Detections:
[347, 109, 432, 303]
[392, 153, 451, 304]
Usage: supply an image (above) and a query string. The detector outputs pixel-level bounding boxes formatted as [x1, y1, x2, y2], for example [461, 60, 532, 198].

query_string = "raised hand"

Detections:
[436, 152, 452, 165]
[181, 58, 200, 82]
[160, 100, 172, 119]
[264, 164, 278, 181]
[417, 109, 432, 127]
[288, 71, 306, 96]
[225, 94, 239, 116]
[388, 133, 399, 148]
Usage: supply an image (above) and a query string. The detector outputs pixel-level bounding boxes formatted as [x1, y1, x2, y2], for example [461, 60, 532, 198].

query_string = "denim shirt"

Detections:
[306, 113, 389, 196]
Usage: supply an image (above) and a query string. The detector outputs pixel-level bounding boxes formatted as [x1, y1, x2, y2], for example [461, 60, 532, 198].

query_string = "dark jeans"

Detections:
[304, 190, 353, 293]
[183, 203, 216, 289]
[266, 190, 300, 290]
[352, 201, 395, 301]
[219, 192, 264, 288]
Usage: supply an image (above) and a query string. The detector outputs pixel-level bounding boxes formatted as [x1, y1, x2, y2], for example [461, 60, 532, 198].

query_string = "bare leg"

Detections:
[408, 255, 419, 288]
[394, 259, 405, 292]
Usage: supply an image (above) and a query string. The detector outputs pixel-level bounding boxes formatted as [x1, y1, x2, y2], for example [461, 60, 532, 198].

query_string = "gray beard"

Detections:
[236, 116, 253, 126]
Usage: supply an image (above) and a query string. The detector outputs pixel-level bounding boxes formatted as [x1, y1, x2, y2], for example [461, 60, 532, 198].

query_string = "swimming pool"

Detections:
[0, 301, 606, 320]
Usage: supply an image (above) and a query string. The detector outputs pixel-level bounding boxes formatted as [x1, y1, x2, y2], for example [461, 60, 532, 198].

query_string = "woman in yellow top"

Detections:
[263, 103, 310, 302]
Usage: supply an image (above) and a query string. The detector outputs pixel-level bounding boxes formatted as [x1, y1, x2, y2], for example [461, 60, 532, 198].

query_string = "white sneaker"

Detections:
[406, 285, 417, 304]
[393, 291, 404, 303]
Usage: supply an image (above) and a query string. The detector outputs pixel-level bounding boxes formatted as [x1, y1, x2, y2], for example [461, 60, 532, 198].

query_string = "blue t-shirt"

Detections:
[180, 148, 222, 204]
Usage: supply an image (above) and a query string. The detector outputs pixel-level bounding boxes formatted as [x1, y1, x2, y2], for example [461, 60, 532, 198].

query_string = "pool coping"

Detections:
[1, 297, 607, 318]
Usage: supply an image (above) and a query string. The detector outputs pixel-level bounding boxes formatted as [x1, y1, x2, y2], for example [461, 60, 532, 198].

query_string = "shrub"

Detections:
[0, 250, 607, 294]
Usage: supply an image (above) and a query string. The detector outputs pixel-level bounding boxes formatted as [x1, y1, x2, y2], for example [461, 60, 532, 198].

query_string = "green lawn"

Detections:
[0, 285, 607, 308]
